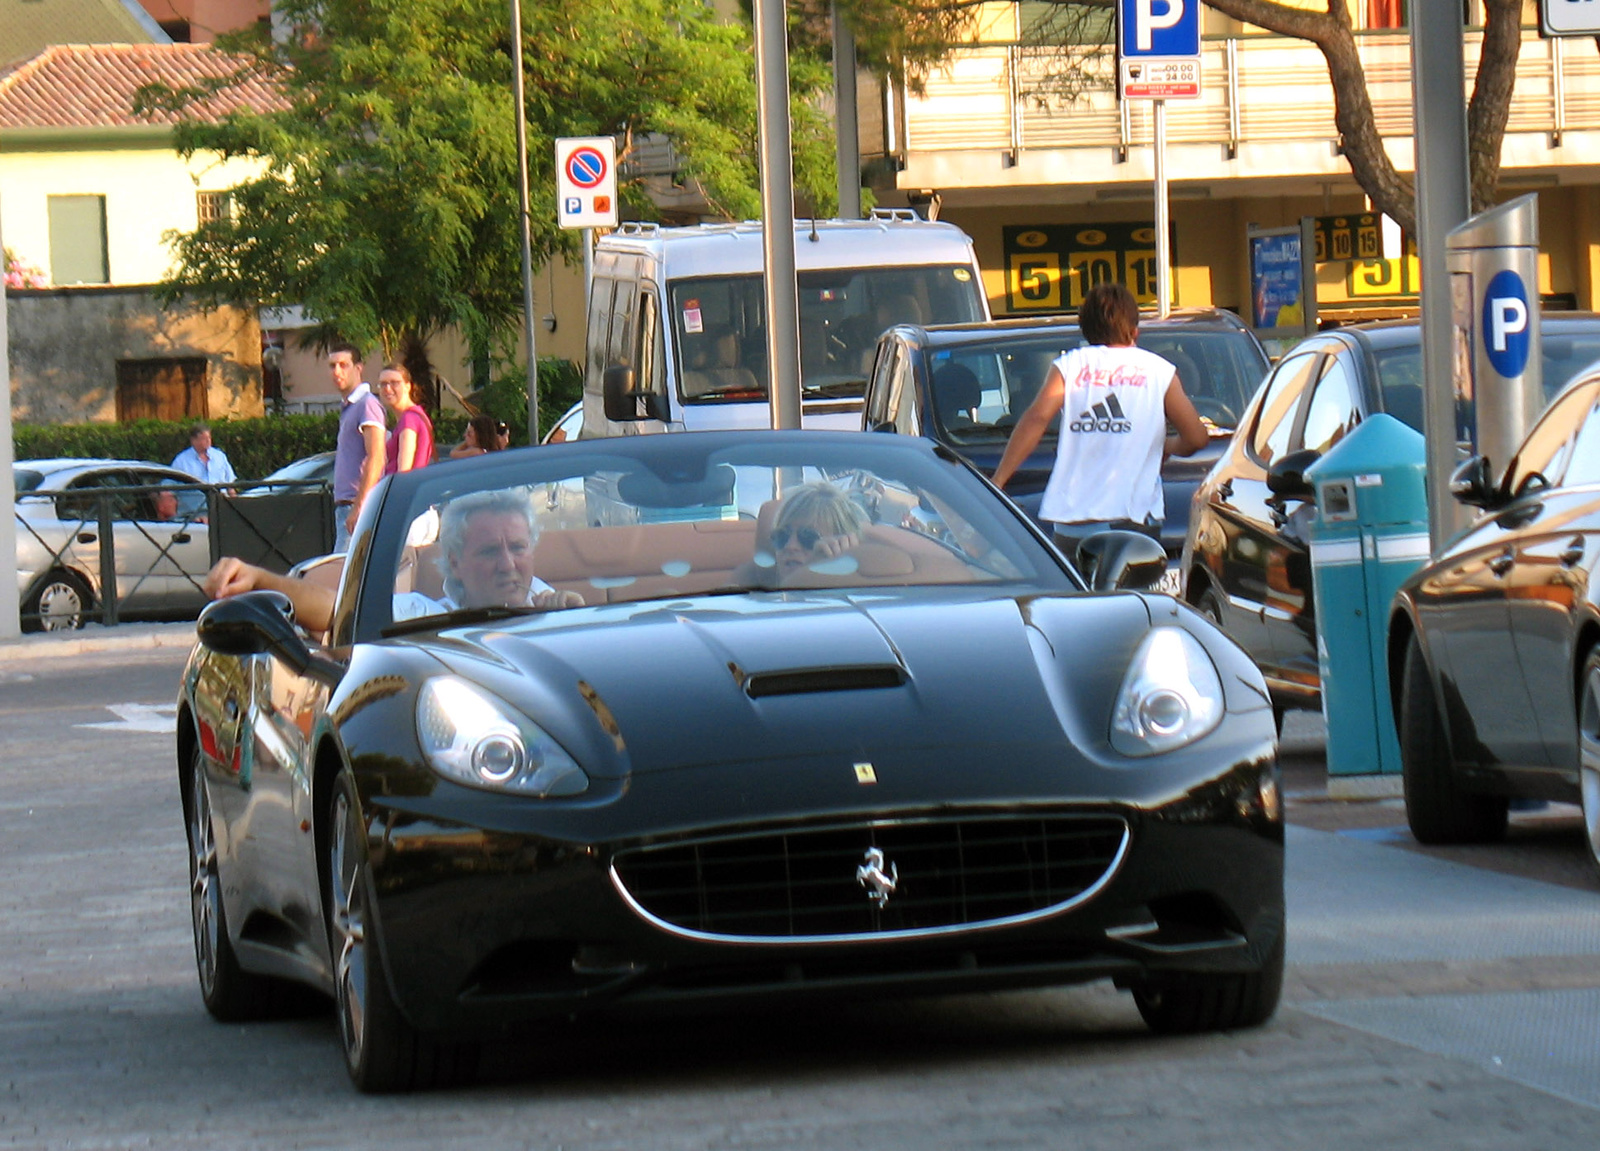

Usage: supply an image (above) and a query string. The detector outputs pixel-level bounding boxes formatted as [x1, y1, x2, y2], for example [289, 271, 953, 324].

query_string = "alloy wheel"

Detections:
[1580, 659, 1600, 876]
[188, 763, 221, 997]
[329, 791, 370, 1073]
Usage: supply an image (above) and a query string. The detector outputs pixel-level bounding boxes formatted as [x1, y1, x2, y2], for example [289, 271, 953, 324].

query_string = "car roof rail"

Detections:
[869, 207, 922, 223]
[616, 221, 661, 237]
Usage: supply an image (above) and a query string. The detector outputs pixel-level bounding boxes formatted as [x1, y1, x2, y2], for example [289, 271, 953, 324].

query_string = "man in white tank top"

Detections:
[991, 282, 1209, 565]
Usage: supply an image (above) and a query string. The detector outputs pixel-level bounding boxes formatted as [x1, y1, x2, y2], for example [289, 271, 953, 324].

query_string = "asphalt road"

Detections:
[2, 648, 1599, 1149]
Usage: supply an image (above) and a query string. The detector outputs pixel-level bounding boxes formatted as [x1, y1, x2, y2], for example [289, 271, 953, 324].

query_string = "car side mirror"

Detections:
[197, 591, 344, 685]
[1449, 454, 1505, 510]
[1266, 448, 1321, 501]
[1077, 530, 1169, 592]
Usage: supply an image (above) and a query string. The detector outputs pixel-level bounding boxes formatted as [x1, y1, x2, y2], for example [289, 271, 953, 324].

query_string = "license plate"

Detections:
[1154, 565, 1182, 597]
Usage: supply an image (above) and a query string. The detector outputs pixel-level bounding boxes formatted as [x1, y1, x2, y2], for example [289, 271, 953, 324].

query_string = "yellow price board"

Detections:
[1008, 253, 1061, 310]
[1347, 255, 1421, 298]
[1003, 223, 1173, 312]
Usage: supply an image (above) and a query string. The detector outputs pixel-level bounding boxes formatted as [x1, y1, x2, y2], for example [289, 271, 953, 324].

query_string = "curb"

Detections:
[0, 622, 197, 664]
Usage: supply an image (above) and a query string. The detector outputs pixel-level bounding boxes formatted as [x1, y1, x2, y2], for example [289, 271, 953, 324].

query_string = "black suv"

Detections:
[1182, 314, 1600, 719]
[862, 310, 1271, 584]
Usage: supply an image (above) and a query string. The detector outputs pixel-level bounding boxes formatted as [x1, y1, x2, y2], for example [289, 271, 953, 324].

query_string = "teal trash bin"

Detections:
[1303, 414, 1431, 788]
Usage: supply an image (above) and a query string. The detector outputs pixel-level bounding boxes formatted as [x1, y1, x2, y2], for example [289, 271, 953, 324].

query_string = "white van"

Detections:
[584, 211, 989, 436]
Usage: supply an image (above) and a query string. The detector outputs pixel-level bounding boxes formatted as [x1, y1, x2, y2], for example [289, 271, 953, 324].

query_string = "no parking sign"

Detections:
[555, 137, 618, 229]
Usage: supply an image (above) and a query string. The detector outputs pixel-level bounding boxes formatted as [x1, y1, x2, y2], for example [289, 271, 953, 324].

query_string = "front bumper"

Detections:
[360, 752, 1283, 1039]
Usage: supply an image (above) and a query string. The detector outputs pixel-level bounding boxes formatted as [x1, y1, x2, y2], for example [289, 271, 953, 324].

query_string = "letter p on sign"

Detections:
[1136, 0, 1184, 50]
[1490, 297, 1526, 352]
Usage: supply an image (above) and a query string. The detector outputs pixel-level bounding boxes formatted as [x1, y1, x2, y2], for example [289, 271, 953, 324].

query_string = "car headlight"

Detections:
[1110, 627, 1225, 757]
[416, 677, 588, 796]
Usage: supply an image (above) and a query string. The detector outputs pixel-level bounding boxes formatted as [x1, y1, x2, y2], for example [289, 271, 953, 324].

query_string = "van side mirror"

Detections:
[1450, 454, 1505, 510]
[1266, 448, 1321, 501]
[1076, 530, 1169, 592]
[602, 366, 640, 421]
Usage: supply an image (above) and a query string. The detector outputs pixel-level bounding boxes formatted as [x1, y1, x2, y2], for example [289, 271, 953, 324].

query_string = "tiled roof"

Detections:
[0, 42, 285, 131]
[0, 0, 164, 70]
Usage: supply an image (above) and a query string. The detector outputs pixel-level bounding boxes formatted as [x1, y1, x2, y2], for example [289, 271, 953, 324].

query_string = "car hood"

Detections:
[415, 588, 1157, 778]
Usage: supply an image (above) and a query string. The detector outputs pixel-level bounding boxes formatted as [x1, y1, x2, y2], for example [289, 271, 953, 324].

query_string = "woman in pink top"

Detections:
[378, 363, 435, 475]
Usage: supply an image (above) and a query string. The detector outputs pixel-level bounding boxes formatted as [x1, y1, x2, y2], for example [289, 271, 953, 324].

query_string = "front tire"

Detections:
[187, 751, 301, 1020]
[1578, 649, 1600, 880]
[327, 774, 475, 1093]
[1399, 635, 1507, 844]
[1133, 930, 1284, 1034]
[22, 570, 92, 633]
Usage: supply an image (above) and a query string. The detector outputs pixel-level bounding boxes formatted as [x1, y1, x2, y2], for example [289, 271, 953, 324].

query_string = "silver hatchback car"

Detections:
[13, 459, 212, 631]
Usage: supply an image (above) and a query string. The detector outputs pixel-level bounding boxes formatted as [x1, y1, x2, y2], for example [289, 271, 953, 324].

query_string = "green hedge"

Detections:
[11, 357, 584, 478]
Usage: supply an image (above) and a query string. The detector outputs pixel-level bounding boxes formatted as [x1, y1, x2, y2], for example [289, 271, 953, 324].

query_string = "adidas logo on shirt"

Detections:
[1068, 392, 1132, 434]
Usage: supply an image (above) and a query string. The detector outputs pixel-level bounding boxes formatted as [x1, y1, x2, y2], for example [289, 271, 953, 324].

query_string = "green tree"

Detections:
[143, 0, 836, 388]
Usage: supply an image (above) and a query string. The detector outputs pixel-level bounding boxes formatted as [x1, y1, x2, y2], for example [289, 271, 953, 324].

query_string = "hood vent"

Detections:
[743, 664, 905, 699]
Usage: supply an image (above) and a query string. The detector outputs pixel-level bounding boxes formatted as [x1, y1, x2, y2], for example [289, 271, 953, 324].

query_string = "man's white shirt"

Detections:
[170, 446, 237, 485]
[391, 578, 556, 622]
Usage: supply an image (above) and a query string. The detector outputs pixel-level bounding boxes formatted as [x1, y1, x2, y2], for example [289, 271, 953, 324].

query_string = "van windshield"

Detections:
[669, 266, 986, 404]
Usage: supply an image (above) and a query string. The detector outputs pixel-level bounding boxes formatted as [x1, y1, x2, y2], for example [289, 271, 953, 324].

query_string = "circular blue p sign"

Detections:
[1482, 269, 1531, 378]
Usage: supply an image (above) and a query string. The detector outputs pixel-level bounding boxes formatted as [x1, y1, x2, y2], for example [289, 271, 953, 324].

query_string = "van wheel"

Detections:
[1400, 635, 1507, 844]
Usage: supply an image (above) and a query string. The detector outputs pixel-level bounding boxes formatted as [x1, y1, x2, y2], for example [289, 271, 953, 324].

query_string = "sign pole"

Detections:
[1411, 0, 1472, 554]
[0, 194, 19, 639]
[583, 228, 594, 313]
[1154, 98, 1171, 318]
[509, 0, 540, 444]
[753, 0, 803, 430]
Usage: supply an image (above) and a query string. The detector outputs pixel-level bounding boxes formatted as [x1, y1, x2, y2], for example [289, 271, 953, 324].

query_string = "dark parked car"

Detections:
[180, 431, 1283, 1092]
[1183, 314, 1600, 718]
[1388, 370, 1600, 868]
[862, 310, 1270, 592]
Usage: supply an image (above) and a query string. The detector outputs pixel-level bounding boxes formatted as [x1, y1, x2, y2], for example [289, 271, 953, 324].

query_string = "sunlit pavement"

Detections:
[2, 649, 1599, 1147]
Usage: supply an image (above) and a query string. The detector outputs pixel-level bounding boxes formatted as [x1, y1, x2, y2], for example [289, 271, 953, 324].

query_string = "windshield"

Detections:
[926, 327, 1269, 446]
[265, 454, 333, 483]
[669, 267, 985, 404]
[1374, 329, 1600, 437]
[367, 437, 1067, 637]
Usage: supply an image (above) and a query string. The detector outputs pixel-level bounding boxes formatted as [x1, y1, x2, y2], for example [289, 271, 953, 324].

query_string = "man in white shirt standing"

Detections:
[991, 281, 1209, 565]
[170, 423, 236, 486]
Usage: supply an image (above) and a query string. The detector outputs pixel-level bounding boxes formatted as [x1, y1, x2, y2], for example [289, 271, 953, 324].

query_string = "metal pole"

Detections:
[0, 195, 18, 639]
[832, 5, 861, 220]
[754, 0, 803, 429]
[1154, 99, 1171, 318]
[583, 228, 594, 313]
[1411, 4, 1472, 554]
[510, 0, 540, 445]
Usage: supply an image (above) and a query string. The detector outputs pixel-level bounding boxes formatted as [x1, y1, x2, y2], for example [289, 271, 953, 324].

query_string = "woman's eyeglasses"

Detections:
[770, 526, 821, 551]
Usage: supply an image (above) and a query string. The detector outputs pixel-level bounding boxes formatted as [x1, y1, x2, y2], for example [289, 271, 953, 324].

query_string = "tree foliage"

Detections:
[1201, 0, 1524, 234]
[143, 0, 836, 359]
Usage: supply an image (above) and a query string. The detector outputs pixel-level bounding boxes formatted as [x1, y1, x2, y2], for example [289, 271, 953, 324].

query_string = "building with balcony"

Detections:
[861, 4, 1600, 325]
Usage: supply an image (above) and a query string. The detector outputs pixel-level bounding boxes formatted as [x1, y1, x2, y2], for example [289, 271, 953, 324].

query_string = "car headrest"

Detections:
[932, 363, 982, 420]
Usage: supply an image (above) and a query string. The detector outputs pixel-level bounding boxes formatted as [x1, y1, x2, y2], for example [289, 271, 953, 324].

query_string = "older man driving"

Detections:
[204, 488, 582, 635]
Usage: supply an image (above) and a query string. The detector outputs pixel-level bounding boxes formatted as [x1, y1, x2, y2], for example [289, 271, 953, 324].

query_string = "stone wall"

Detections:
[5, 285, 263, 423]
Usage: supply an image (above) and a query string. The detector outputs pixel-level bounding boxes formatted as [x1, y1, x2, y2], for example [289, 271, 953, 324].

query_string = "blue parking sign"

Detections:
[1119, 0, 1200, 57]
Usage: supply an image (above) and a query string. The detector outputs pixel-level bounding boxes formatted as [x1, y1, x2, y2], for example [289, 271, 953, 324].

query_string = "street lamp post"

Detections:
[753, 0, 803, 430]
[510, 0, 540, 445]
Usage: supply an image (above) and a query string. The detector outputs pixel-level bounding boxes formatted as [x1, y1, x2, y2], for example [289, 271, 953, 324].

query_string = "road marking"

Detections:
[75, 702, 177, 735]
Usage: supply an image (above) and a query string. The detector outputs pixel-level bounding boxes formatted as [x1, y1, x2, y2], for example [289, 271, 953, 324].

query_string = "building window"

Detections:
[197, 191, 233, 224]
[115, 358, 209, 422]
[47, 194, 108, 285]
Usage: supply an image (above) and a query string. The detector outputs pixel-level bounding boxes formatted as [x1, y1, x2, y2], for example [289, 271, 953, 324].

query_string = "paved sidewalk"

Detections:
[0, 620, 196, 663]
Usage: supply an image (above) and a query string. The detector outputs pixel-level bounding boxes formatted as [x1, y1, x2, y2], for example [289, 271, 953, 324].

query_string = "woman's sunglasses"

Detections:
[770, 526, 821, 551]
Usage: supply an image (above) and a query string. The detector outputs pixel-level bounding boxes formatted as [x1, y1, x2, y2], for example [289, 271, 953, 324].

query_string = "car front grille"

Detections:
[609, 814, 1129, 942]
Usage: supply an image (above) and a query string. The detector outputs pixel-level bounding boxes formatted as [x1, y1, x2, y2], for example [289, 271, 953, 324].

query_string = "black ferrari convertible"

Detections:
[178, 431, 1283, 1092]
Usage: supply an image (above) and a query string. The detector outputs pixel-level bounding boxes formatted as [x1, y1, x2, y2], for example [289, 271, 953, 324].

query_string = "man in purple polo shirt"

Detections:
[329, 341, 386, 551]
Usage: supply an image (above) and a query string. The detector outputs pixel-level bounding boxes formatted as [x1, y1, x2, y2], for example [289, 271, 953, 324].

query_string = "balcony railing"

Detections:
[893, 29, 1600, 166]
